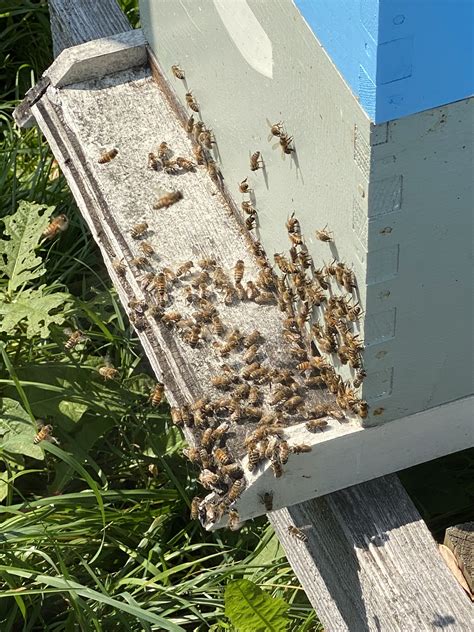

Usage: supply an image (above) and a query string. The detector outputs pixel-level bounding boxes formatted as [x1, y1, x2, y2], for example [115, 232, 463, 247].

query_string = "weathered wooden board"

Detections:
[445, 522, 474, 595]
[270, 476, 473, 631]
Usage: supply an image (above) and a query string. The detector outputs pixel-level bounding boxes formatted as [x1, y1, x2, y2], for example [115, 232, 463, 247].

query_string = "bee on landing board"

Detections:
[98, 148, 118, 164]
[153, 191, 183, 210]
[130, 222, 148, 239]
[42, 214, 69, 240]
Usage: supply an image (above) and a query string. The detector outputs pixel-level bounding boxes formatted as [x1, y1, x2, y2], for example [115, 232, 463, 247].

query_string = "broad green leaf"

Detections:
[0, 471, 9, 502]
[0, 286, 69, 337]
[58, 400, 88, 423]
[0, 201, 53, 294]
[224, 579, 290, 632]
[0, 397, 43, 460]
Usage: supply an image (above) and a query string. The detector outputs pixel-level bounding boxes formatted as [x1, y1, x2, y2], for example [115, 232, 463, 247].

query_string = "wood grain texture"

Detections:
[445, 523, 474, 593]
[269, 476, 473, 631]
[49, 0, 131, 56]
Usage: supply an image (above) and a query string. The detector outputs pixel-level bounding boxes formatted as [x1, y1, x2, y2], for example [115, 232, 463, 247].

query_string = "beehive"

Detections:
[139, 0, 473, 426]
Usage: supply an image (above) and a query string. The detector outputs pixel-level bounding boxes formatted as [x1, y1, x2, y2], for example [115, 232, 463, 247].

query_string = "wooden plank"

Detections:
[445, 523, 474, 595]
[269, 476, 473, 631]
[49, 0, 131, 56]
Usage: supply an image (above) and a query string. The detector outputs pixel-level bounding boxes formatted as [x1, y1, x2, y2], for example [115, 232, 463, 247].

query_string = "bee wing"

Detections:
[271, 141, 287, 161]
[63, 327, 73, 335]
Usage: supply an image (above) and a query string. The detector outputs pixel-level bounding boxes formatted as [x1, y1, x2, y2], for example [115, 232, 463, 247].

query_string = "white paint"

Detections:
[213, 0, 273, 78]
[208, 394, 474, 528]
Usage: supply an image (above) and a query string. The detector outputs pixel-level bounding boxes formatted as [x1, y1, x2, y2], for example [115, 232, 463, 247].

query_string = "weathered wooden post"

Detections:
[14, 0, 473, 627]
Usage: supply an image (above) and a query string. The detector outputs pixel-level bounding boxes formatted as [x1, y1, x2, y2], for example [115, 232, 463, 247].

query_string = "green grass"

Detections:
[1, 2, 472, 631]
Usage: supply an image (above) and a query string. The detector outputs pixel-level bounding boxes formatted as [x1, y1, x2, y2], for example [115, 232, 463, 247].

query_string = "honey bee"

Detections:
[211, 374, 234, 390]
[247, 385, 261, 406]
[233, 383, 250, 400]
[239, 178, 250, 193]
[286, 212, 300, 234]
[98, 148, 118, 164]
[190, 496, 202, 521]
[193, 144, 206, 165]
[186, 325, 201, 348]
[254, 292, 276, 305]
[213, 421, 230, 442]
[99, 366, 119, 380]
[228, 478, 245, 502]
[171, 64, 185, 79]
[42, 214, 69, 240]
[343, 268, 357, 292]
[353, 369, 367, 389]
[271, 460, 283, 478]
[283, 395, 304, 412]
[269, 386, 291, 406]
[201, 427, 215, 449]
[335, 262, 346, 285]
[221, 463, 244, 478]
[183, 446, 200, 462]
[199, 469, 221, 490]
[347, 302, 362, 322]
[198, 129, 215, 149]
[304, 376, 326, 388]
[161, 311, 182, 325]
[207, 160, 221, 182]
[149, 382, 165, 406]
[170, 407, 183, 426]
[153, 272, 167, 302]
[260, 491, 274, 511]
[176, 156, 196, 171]
[250, 151, 264, 171]
[211, 313, 225, 336]
[130, 256, 148, 270]
[288, 231, 303, 246]
[153, 191, 183, 210]
[306, 418, 329, 431]
[245, 215, 256, 231]
[148, 152, 160, 171]
[274, 253, 296, 274]
[185, 91, 199, 112]
[33, 423, 54, 445]
[267, 120, 283, 138]
[228, 510, 241, 531]
[139, 241, 155, 256]
[130, 222, 148, 238]
[315, 226, 333, 242]
[128, 298, 148, 314]
[357, 400, 369, 419]
[279, 441, 290, 464]
[288, 525, 308, 542]
[186, 115, 195, 133]
[64, 329, 87, 350]
[247, 448, 261, 472]
[112, 259, 127, 278]
[290, 444, 312, 454]
[234, 260, 245, 284]
[279, 133, 294, 154]
[214, 447, 232, 466]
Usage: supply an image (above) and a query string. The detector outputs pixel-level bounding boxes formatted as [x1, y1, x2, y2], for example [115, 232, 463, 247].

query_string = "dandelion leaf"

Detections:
[0, 201, 53, 294]
[224, 579, 290, 632]
[0, 398, 44, 460]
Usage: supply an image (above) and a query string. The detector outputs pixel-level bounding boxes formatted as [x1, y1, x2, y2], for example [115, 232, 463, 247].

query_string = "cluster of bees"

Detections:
[68, 61, 370, 530]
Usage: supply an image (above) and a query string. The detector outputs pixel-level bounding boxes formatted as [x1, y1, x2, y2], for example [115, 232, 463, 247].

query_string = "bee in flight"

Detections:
[42, 214, 69, 240]
[33, 421, 58, 445]
[64, 328, 88, 350]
